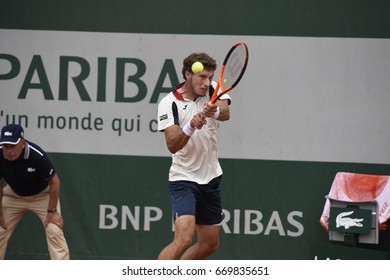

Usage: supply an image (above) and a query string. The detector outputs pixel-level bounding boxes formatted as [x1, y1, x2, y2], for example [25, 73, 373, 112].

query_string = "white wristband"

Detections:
[212, 106, 220, 119]
[182, 121, 195, 136]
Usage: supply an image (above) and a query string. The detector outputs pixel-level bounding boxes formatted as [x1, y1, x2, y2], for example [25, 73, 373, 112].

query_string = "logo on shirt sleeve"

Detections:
[159, 114, 168, 121]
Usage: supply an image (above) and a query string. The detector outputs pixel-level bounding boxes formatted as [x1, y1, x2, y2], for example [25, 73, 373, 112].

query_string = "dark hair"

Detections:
[182, 52, 217, 80]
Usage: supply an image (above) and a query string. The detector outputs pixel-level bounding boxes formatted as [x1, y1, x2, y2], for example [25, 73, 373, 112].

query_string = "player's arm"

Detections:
[0, 178, 6, 229]
[203, 99, 230, 121]
[47, 173, 60, 211]
[215, 99, 230, 121]
[164, 112, 206, 154]
[45, 173, 64, 229]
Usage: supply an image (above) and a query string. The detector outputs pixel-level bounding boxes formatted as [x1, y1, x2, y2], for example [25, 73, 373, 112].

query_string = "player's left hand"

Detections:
[45, 212, 64, 229]
[0, 214, 7, 230]
[203, 102, 218, 118]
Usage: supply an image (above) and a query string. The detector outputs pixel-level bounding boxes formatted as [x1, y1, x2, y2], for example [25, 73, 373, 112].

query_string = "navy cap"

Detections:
[0, 124, 24, 145]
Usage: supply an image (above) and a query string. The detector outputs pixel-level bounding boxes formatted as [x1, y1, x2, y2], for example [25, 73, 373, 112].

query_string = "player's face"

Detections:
[2, 139, 25, 161]
[190, 69, 214, 97]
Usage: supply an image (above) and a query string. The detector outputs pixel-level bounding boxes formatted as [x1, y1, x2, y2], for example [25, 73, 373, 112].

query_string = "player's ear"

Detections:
[184, 70, 192, 80]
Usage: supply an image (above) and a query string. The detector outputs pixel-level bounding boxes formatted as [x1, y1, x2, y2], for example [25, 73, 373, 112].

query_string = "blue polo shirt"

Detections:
[0, 141, 55, 196]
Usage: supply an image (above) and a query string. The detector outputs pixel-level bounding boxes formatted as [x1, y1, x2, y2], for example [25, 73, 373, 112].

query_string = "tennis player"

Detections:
[157, 52, 231, 259]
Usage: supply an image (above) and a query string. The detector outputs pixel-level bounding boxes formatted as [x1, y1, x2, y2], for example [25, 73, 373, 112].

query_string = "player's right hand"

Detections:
[191, 112, 207, 129]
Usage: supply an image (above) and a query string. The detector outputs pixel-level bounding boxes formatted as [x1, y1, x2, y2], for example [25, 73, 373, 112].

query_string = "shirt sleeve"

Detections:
[38, 153, 56, 182]
[157, 96, 176, 132]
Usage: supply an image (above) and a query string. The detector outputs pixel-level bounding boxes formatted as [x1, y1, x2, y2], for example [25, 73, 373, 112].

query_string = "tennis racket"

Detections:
[209, 41, 249, 104]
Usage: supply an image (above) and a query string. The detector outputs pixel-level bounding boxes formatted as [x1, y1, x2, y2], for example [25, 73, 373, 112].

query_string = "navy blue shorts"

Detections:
[168, 175, 224, 225]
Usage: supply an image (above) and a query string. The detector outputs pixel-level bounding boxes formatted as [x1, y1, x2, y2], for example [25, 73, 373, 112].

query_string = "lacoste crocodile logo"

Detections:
[336, 210, 364, 229]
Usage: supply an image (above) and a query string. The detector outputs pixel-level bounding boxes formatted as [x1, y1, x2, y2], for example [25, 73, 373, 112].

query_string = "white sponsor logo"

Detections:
[4, 131, 13, 136]
[336, 210, 364, 229]
[99, 205, 305, 237]
[27, 167, 36, 172]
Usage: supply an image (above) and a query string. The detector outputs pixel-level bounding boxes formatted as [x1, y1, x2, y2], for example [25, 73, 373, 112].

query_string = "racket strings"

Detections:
[221, 46, 246, 88]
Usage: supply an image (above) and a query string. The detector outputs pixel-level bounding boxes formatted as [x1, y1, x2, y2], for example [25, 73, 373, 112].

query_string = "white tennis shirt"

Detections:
[157, 82, 231, 184]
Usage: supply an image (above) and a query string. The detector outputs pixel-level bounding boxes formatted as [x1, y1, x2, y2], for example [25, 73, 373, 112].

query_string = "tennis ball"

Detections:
[191, 61, 204, 74]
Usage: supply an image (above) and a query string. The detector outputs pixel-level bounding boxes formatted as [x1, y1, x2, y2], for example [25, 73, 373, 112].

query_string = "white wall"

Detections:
[1, 29, 389, 164]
